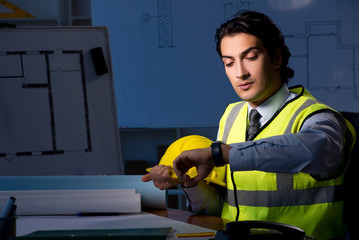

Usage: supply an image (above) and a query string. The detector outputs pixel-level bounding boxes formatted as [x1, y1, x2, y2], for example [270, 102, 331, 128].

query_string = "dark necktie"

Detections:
[247, 109, 261, 140]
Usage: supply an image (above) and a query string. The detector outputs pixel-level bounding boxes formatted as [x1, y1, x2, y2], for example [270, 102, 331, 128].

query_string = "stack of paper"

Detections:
[0, 189, 141, 215]
[0, 175, 166, 210]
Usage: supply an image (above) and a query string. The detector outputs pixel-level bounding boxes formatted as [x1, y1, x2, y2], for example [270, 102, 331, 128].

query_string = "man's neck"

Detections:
[248, 84, 290, 127]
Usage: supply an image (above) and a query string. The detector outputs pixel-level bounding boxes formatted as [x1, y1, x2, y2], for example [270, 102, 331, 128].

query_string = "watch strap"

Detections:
[211, 141, 225, 166]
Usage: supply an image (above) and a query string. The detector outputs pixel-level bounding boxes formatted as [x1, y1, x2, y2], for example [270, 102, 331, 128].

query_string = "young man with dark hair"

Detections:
[143, 11, 356, 239]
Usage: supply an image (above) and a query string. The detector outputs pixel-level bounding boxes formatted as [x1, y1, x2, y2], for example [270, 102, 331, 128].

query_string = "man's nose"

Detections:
[236, 62, 250, 80]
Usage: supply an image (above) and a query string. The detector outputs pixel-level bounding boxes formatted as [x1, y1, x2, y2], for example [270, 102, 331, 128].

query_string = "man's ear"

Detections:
[273, 48, 282, 68]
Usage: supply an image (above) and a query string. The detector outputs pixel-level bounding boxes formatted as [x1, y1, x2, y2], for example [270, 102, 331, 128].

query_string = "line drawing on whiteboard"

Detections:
[142, 0, 174, 48]
[285, 21, 359, 100]
[222, 1, 253, 20]
[0, 49, 92, 160]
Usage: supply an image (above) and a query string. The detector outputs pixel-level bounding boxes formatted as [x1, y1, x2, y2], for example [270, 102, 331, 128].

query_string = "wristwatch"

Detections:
[211, 141, 225, 166]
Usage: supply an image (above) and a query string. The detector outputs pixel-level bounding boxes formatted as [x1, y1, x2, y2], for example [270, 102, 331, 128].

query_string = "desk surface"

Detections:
[146, 208, 225, 231]
[16, 209, 223, 237]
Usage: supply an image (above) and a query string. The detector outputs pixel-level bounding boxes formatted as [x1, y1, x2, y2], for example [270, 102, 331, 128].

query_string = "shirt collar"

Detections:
[248, 84, 290, 126]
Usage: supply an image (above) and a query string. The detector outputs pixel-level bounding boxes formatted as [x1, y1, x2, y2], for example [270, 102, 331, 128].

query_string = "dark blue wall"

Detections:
[92, 0, 359, 166]
[92, 0, 359, 129]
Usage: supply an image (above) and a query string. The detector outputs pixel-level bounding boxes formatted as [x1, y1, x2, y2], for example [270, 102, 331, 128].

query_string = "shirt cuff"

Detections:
[182, 180, 208, 197]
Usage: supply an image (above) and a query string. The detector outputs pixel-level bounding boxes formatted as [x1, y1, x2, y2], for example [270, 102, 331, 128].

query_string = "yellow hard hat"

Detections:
[147, 135, 226, 187]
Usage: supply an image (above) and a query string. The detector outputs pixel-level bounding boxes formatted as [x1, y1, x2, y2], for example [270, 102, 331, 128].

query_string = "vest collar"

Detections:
[248, 84, 292, 127]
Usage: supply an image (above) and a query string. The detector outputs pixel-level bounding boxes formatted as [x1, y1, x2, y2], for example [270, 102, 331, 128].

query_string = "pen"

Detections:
[176, 231, 216, 238]
[0, 196, 16, 218]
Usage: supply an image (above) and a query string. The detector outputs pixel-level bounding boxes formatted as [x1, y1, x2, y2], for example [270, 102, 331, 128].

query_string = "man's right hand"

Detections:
[141, 165, 183, 190]
[172, 147, 214, 188]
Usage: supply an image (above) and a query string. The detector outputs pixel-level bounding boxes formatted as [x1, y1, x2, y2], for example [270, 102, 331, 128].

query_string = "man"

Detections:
[142, 11, 356, 239]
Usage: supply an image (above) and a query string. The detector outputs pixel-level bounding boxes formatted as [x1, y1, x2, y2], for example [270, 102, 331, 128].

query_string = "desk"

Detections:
[16, 209, 223, 239]
[147, 208, 225, 231]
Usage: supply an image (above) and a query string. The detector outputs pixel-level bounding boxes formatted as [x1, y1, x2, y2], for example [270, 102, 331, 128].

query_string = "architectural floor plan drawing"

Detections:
[0, 27, 122, 175]
[286, 20, 359, 100]
[0, 49, 91, 159]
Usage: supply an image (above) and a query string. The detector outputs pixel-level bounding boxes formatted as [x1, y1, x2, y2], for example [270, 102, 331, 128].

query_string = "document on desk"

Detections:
[0, 189, 141, 215]
[16, 212, 215, 239]
[0, 175, 167, 212]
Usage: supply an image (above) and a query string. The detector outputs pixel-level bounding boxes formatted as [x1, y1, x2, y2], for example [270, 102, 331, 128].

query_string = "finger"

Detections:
[162, 164, 172, 169]
[173, 167, 187, 181]
[183, 178, 198, 188]
[191, 175, 205, 184]
[141, 173, 152, 182]
[163, 167, 175, 178]
[195, 165, 214, 181]
[173, 159, 191, 178]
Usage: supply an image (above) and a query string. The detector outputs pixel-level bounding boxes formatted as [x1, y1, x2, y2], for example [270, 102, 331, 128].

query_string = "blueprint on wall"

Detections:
[92, 0, 359, 128]
[0, 27, 123, 175]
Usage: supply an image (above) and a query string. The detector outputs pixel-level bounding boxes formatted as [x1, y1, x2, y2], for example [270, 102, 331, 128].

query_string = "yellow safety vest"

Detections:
[217, 85, 356, 240]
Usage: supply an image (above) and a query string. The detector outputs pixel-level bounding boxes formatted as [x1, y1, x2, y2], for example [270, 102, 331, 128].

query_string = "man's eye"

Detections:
[246, 55, 258, 61]
[225, 62, 233, 67]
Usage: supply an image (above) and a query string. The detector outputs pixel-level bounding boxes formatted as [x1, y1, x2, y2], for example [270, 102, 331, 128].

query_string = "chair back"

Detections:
[341, 112, 359, 239]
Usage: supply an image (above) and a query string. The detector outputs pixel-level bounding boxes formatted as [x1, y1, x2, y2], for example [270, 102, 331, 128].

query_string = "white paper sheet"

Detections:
[0, 175, 167, 210]
[0, 189, 141, 215]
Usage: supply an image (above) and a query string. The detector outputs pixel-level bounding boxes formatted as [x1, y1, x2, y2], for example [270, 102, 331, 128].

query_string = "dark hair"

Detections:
[215, 10, 294, 83]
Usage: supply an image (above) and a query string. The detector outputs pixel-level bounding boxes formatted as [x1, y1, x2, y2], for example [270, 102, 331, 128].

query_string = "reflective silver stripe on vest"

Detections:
[221, 102, 246, 143]
[283, 98, 319, 134]
[225, 184, 344, 207]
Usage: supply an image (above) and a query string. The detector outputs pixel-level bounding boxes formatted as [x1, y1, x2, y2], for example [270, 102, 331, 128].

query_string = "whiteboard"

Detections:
[0, 27, 123, 175]
[92, 0, 359, 128]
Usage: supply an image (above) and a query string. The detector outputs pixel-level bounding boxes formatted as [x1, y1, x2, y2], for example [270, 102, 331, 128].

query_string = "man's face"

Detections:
[220, 33, 282, 108]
